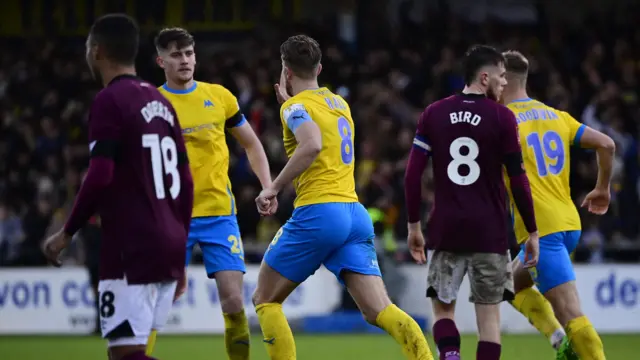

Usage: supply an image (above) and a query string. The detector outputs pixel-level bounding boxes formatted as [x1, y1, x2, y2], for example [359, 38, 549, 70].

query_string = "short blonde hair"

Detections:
[502, 50, 529, 75]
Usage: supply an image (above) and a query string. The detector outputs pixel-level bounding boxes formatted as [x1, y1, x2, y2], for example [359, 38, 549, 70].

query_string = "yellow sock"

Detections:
[510, 288, 564, 345]
[255, 303, 296, 360]
[223, 311, 251, 360]
[376, 304, 434, 360]
[566, 316, 606, 360]
[145, 329, 157, 356]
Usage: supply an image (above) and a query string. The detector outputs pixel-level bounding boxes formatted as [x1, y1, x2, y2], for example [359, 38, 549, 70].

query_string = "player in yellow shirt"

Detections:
[251, 35, 433, 360]
[502, 51, 614, 360]
[151, 28, 273, 360]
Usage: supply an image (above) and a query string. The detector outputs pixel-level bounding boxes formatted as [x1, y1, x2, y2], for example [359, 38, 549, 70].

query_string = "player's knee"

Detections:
[251, 289, 279, 307]
[554, 300, 583, 326]
[251, 290, 263, 307]
[431, 298, 456, 321]
[220, 292, 245, 314]
[545, 283, 583, 325]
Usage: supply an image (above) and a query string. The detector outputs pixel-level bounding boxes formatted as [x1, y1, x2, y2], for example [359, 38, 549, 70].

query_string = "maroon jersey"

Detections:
[88, 75, 189, 284]
[416, 93, 521, 253]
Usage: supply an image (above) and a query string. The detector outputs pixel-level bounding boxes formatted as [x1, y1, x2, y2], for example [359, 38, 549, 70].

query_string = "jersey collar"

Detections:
[162, 81, 197, 94]
[459, 92, 486, 99]
[509, 97, 532, 103]
[108, 74, 139, 86]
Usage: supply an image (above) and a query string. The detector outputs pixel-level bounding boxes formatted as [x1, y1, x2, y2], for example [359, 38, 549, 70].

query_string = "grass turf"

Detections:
[0, 334, 635, 359]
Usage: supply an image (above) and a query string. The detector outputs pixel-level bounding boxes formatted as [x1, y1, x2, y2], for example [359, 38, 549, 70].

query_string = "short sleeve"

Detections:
[562, 111, 586, 146]
[88, 90, 122, 159]
[218, 86, 246, 128]
[281, 102, 312, 134]
[412, 107, 432, 154]
[500, 106, 522, 155]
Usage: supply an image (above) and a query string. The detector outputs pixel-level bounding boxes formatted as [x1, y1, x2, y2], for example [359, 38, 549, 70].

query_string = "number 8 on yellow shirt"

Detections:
[264, 88, 381, 285]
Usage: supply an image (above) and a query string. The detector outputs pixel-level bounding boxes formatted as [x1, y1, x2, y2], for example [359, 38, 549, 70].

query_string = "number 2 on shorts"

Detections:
[228, 235, 244, 258]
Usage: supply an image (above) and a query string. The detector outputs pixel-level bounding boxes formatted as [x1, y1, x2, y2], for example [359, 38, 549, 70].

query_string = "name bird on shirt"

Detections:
[450, 111, 481, 126]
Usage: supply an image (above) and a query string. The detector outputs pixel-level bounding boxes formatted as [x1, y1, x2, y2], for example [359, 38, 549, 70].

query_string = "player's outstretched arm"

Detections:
[229, 122, 272, 189]
[575, 126, 615, 214]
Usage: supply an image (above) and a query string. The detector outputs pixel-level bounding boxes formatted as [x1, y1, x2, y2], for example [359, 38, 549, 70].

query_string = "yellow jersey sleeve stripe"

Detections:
[573, 124, 586, 146]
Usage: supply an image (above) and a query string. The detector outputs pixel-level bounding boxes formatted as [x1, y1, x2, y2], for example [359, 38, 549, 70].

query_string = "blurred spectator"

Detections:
[19, 196, 54, 266]
[0, 202, 24, 266]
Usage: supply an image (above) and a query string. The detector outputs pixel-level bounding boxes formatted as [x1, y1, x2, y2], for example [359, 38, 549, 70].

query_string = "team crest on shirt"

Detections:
[283, 103, 306, 121]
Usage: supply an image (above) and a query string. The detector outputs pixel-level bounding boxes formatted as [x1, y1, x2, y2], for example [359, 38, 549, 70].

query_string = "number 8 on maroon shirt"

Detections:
[406, 93, 536, 305]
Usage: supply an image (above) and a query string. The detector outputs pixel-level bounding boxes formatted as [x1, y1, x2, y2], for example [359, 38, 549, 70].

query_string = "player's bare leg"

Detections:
[430, 298, 460, 360]
[343, 271, 434, 360]
[252, 261, 299, 360]
[474, 301, 508, 360]
[471, 287, 504, 360]
[509, 258, 567, 350]
[474, 303, 501, 344]
[215, 270, 250, 360]
[545, 281, 606, 360]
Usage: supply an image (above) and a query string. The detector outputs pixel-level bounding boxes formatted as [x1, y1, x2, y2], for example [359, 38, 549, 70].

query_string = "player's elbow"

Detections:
[403, 171, 417, 190]
[303, 138, 322, 157]
[600, 136, 615, 153]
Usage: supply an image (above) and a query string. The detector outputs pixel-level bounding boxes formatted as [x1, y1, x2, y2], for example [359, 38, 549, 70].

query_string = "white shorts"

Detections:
[98, 278, 177, 347]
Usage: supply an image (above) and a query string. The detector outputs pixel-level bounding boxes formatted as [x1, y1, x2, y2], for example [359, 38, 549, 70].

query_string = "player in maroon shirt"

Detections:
[404, 45, 539, 360]
[42, 14, 193, 360]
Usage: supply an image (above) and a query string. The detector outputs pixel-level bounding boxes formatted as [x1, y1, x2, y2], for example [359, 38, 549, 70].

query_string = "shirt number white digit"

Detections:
[142, 134, 181, 199]
[447, 137, 480, 186]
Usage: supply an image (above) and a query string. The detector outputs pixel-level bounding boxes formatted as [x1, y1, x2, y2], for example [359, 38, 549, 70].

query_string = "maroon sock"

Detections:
[477, 341, 501, 360]
[120, 351, 156, 360]
[432, 318, 461, 360]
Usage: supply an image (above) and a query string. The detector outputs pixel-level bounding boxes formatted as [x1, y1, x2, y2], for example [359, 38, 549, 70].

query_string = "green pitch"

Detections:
[0, 334, 635, 359]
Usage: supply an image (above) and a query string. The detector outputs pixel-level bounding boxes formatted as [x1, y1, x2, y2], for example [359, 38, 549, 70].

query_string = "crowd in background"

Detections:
[0, 5, 639, 268]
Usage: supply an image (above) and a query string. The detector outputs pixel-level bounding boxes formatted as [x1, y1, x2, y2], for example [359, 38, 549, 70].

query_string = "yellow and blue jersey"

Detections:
[265, 88, 379, 284]
[505, 98, 586, 243]
[159, 81, 246, 218]
[280, 87, 359, 208]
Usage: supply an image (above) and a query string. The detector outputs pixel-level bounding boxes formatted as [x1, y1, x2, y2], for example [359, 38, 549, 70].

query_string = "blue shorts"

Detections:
[187, 216, 246, 277]
[518, 230, 581, 293]
[264, 202, 381, 284]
